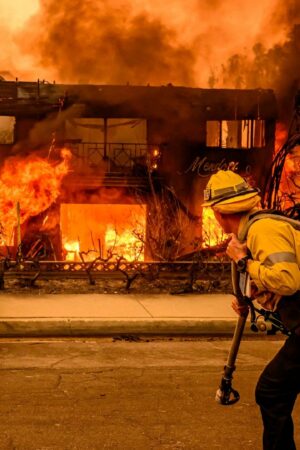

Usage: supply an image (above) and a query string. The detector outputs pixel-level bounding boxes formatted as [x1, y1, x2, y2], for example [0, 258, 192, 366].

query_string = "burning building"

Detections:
[0, 80, 277, 262]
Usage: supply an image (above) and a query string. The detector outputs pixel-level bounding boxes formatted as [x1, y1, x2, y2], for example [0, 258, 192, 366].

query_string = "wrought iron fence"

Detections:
[2, 259, 230, 277]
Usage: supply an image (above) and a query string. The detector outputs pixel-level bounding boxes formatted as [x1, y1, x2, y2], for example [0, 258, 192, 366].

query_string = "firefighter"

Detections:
[203, 169, 300, 450]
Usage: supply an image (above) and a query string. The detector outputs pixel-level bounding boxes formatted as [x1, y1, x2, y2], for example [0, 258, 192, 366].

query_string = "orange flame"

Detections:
[60, 203, 146, 262]
[63, 240, 80, 261]
[105, 225, 144, 261]
[202, 207, 227, 247]
[275, 122, 288, 154]
[273, 124, 300, 209]
[279, 145, 300, 209]
[0, 149, 71, 245]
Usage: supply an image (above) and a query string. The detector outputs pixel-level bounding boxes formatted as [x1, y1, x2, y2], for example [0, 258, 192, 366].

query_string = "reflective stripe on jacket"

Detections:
[244, 218, 300, 297]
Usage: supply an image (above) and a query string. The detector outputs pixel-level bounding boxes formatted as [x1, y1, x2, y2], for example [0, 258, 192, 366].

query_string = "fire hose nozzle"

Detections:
[215, 377, 240, 405]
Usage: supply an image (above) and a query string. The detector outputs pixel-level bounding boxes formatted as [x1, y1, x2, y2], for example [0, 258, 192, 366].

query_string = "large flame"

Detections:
[0, 149, 71, 245]
[60, 203, 146, 262]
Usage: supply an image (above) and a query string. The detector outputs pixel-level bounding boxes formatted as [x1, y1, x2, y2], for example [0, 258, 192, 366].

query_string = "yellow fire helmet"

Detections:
[202, 170, 261, 212]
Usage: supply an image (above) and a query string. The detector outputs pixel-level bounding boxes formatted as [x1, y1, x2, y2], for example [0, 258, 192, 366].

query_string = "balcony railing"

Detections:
[62, 141, 161, 174]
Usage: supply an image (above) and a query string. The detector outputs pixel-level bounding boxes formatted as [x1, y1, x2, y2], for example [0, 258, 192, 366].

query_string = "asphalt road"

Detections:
[0, 337, 299, 450]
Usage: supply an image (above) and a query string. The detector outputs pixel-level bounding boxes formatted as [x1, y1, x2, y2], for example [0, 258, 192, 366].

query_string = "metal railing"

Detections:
[64, 141, 160, 173]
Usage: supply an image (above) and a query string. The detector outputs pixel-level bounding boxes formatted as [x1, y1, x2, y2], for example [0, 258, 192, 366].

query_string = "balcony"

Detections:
[61, 141, 162, 188]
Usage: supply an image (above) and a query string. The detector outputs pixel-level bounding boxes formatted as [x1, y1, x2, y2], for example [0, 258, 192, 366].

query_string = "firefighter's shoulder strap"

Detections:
[239, 210, 300, 243]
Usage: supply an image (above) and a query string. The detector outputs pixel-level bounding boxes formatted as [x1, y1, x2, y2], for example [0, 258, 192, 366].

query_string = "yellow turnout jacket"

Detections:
[238, 212, 300, 310]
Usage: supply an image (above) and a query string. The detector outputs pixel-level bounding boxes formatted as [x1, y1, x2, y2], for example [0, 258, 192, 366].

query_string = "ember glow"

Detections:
[0, 150, 71, 246]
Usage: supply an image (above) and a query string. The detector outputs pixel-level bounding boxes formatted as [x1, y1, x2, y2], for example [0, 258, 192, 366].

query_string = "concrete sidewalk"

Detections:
[0, 292, 249, 337]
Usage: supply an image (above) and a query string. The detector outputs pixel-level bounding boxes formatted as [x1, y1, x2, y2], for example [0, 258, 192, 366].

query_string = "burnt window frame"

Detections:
[206, 119, 266, 149]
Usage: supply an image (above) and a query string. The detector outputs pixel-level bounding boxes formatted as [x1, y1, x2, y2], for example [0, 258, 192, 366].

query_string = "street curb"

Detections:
[0, 318, 255, 337]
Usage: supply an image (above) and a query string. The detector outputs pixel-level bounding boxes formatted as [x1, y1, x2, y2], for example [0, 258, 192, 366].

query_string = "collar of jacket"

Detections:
[237, 207, 262, 242]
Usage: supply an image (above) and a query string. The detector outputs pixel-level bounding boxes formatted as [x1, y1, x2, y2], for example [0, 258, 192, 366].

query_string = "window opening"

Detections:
[206, 120, 265, 148]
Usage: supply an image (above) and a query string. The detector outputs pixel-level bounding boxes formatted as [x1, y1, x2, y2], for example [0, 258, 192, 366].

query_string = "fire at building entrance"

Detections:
[60, 203, 146, 262]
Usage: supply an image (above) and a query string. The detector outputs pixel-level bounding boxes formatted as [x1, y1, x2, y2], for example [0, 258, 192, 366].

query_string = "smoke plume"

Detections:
[218, 0, 300, 116]
[13, 0, 281, 87]
[17, 0, 196, 86]
[1, 0, 299, 117]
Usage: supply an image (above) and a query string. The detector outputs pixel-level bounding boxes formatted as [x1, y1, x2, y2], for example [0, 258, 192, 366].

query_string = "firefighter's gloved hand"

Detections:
[231, 297, 249, 317]
[226, 234, 248, 263]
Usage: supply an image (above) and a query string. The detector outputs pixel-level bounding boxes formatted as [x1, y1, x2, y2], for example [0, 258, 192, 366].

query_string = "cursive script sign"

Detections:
[184, 156, 240, 177]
